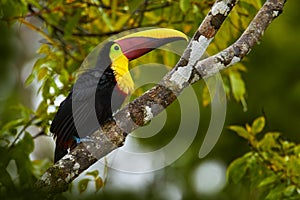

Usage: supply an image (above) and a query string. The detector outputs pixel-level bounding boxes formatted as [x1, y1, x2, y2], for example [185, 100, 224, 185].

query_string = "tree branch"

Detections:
[34, 0, 287, 196]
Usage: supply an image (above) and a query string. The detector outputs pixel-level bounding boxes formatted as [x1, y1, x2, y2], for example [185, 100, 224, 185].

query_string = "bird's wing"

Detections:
[50, 69, 106, 146]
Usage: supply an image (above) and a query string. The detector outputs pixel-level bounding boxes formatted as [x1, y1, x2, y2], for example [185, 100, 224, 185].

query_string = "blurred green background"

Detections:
[0, 0, 299, 199]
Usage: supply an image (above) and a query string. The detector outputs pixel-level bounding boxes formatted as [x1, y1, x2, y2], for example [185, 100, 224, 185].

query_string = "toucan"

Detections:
[50, 28, 188, 162]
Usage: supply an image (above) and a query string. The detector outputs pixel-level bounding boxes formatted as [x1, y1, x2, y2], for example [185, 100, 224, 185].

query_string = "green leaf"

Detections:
[245, 123, 251, 133]
[294, 145, 300, 155]
[222, 76, 231, 96]
[228, 125, 252, 140]
[239, 1, 259, 13]
[37, 44, 50, 55]
[111, 0, 117, 22]
[255, 0, 263, 8]
[18, 131, 34, 153]
[78, 178, 90, 194]
[180, 0, 190, 13]
[36, 101, 48, 117]
[258, 174, 278, 187]
[287, 157, 300, 184]
[95, 177, 104, 192]
[252, 116, 265, 135]
[37, 67, 48, 81]
[33, 57, 46, 72]
[0, 166, 16, 192]
[258, 132, 281, 151]
[24, 74, 35, 86]
[229, 71, 247, 111]
[11, 132, 35, 187]
[202, 84, 211, 106]
[86, 170, 99, 178]
[283, 185, 296, 197]
[2, 118, 25, 132]
[64, 9, 82, 38]
[100, 9, 114, 31]
[59, 68, 70, 85]
[265, 184, 285, 200]
[41, 78, 51, 99]
[128, 0, 143, 11]
[113, 14, 130, 30]
[0, 0, 27, 21]
[227, 153, 252, 183]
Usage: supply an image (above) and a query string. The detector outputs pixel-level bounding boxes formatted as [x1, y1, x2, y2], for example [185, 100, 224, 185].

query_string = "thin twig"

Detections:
[18, 18, 59, 47]
[9, 116, 37, 148]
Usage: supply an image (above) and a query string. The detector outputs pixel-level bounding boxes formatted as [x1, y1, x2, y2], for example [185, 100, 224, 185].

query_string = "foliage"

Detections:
[0, 0, 298, 199]
[76, 170, 104, 194]
[228, 116, 300, 199]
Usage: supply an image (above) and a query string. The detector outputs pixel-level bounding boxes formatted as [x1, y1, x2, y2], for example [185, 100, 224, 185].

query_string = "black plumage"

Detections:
[50, 42, 126, 162]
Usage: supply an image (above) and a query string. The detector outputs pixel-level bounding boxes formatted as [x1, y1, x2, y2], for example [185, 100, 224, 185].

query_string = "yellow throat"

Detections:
[109, 43, 134, 94]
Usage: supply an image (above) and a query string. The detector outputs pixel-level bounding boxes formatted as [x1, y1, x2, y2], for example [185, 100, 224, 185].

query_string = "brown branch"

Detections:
[34, 0, 286, 197]
[191, 0, 286, 81]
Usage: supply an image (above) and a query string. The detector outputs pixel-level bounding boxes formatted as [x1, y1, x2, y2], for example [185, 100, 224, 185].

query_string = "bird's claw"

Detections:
[72, 136, 94, 144]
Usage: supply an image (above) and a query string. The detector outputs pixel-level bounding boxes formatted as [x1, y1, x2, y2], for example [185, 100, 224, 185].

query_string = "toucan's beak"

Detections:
[115, 28, 188, 60]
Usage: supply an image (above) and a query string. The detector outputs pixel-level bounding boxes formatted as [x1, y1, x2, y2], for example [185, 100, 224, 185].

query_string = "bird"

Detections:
[50, 28, 188, 162]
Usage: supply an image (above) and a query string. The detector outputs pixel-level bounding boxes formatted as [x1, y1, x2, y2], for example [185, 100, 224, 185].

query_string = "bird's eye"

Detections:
[114, 45, 120, 51]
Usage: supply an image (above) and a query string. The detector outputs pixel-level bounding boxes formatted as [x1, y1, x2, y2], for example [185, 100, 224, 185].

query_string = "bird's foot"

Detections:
[72, 136, 94, 144]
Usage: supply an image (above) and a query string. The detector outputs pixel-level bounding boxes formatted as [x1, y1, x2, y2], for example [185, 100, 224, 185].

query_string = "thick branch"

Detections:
[35, 0, 286, 196]
[192, 0, 286, 80]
